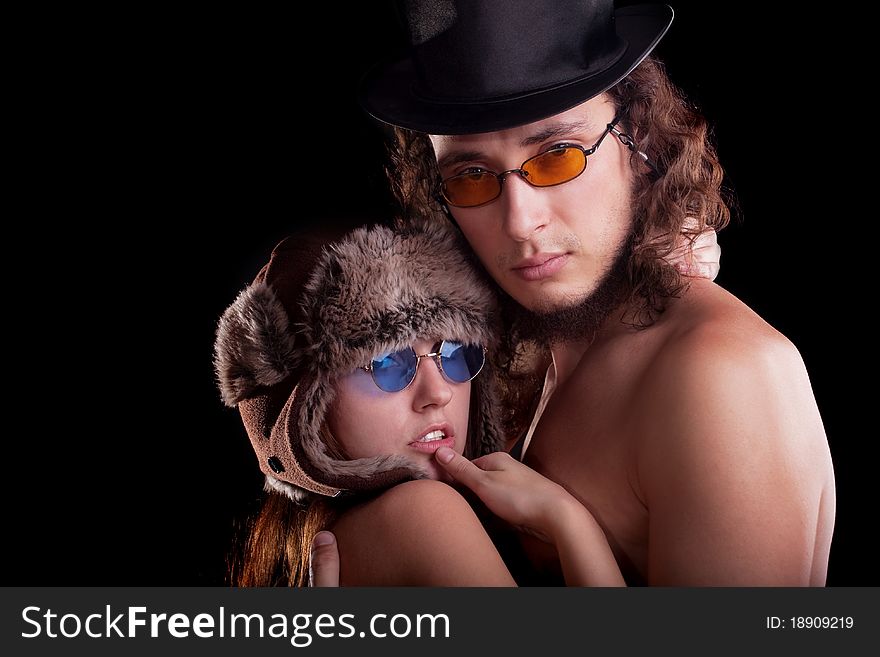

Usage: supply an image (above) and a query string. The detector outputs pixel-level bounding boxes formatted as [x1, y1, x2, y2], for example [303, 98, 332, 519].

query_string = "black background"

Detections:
[9, 2, 869, 585]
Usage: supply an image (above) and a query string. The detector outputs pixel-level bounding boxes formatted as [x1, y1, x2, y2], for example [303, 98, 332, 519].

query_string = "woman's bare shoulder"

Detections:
[333, 480, 481, 556]
[331, 480, 515, 586]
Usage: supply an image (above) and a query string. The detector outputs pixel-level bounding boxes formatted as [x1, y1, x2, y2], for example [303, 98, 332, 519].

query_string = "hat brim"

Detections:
[358, 4, 673, 135]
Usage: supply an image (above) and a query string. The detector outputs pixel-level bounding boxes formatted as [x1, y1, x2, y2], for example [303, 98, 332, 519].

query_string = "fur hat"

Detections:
[214, 221, 505, 500]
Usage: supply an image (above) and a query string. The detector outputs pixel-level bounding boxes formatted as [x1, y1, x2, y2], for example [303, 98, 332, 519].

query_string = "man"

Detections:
[311, 0, 835, 585]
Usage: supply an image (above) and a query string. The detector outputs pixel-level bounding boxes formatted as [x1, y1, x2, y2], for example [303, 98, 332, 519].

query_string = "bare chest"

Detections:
[522, 360, 650, 584]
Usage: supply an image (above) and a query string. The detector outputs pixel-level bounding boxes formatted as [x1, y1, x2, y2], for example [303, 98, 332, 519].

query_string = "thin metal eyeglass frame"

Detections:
[439, 115, 654, 208]
[360, 341, 487, 392]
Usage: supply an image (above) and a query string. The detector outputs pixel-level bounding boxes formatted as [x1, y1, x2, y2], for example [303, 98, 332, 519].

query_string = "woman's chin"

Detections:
[420, 461, 452, 484]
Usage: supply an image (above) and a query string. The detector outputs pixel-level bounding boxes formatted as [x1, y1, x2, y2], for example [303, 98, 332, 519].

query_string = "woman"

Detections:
[214, 219, 628, 586]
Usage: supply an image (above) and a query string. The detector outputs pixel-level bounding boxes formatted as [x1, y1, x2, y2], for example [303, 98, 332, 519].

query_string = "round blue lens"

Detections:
[439, 341, 485, 383]
[371, 348, 418, 392]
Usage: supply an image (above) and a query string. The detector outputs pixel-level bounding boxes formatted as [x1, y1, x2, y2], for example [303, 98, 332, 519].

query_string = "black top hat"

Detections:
[358, 1, 673, 135]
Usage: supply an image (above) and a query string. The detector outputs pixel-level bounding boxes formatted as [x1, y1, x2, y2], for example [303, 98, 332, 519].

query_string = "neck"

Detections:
[549, 300, 632, 386]
[550, 339, 590, 387]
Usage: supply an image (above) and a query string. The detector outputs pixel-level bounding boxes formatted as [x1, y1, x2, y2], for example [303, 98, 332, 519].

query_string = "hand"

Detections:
[308, 531, 341, 587]
[434, 447, 581, 544]
[435, 447, 625, 586]
[669, 221, 721, 281]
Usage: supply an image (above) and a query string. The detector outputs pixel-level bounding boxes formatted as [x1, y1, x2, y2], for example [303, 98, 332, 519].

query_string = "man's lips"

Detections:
[511, 253, 569, 281]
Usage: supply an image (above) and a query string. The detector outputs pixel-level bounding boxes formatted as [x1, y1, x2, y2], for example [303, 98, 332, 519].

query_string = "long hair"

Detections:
[230, 492, 337, 587]
[605, 56, 731, 325]
[386, 56, 731, 326]
[230, 425, 348, 587]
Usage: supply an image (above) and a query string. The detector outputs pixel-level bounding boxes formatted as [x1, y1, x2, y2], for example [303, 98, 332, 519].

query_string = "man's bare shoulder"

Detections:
[629, 278, 829, 486]
[629, 282, 834, 584]
[637, 279, 819, 434]
[659, 278, 796, 362]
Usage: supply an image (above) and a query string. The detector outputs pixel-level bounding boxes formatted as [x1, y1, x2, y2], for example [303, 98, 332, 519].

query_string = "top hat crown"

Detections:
[359, 0, 674, 134]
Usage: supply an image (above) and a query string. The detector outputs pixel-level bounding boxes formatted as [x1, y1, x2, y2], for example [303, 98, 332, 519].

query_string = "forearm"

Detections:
[552, 501, 626, 587]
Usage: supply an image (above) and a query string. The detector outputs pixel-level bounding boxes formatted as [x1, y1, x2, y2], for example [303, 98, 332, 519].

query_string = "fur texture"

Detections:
[214, 221, 504, 499]
[215, 282, 300, 406]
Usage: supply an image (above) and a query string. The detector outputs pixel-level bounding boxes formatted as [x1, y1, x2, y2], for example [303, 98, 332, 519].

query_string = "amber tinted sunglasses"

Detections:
[439, 117, 655, 208]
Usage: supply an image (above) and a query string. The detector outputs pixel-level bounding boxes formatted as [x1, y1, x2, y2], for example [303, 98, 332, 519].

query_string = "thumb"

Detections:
[434, 447, 485, 492]
[309, 531, 340, 587]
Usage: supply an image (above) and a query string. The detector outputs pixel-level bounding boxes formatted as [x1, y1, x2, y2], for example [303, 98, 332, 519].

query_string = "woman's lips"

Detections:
[408, 436, 456, 454]
[512, 253, 569, 281]
[408, 422, 454, 454]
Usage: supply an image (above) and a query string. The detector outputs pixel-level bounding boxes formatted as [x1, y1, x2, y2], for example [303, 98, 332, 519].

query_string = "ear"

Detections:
[214, 281, 300, 406]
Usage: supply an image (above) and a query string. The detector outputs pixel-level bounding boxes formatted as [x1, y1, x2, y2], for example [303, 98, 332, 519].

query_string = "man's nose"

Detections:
[498, 173, 549, 242]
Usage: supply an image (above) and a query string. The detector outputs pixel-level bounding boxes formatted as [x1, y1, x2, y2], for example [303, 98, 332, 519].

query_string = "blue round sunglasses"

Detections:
[360, 341, 487, 393]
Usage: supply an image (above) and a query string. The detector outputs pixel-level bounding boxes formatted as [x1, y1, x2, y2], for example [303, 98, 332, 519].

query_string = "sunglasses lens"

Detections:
[439, 341, 485, 383]
[442, 172, 501, 208]
[370, 348, 417, 392]
[522, 147, 586, 186]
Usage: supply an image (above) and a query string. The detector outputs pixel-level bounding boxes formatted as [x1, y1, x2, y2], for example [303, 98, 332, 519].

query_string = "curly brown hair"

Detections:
[385, 56, 731, 327]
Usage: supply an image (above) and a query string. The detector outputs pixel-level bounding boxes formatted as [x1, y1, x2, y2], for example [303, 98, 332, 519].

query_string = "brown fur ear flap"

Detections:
[214, 281, 300, 406]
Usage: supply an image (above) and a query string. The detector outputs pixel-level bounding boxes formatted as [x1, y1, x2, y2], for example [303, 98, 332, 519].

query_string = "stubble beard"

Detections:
[500, 229, 635, 347]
